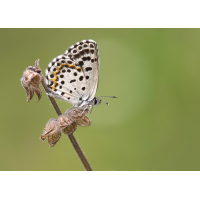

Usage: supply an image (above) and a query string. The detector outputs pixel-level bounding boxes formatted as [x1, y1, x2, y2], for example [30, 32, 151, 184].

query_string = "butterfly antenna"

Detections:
[98, 96, 117, 98]
[97, 98, 109, 105]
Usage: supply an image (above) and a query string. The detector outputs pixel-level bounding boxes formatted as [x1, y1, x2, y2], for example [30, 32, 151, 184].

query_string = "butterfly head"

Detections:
[92, 97, 102, 106]
[93, 96, 117, 106]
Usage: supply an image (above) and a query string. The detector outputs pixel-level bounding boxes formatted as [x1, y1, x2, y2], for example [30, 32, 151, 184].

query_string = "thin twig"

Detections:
[40, 75, 93, 171]
[68, 134, 93, 171]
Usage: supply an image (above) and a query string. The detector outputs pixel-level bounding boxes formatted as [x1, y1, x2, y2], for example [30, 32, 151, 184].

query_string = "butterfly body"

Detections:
[45, 39, 101, 109]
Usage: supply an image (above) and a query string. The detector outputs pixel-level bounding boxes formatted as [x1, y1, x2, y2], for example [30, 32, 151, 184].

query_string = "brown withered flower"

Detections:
[65, 109, 91, 127]
[21, 69, 42, 102]
[21, 60, 42, 102]
[41, 119, 61, 147]
[57, 115, 77, 135]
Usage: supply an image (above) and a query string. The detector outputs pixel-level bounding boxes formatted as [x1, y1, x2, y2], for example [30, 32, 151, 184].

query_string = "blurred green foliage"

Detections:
[0, 29, 200, 170]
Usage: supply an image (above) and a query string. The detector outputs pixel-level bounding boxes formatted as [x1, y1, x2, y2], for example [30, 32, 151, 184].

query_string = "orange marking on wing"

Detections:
[51, 63, 81, 90]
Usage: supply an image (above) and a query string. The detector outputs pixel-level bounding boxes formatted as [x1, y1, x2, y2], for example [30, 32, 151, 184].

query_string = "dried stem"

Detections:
[40, 75, 93, 171]
[68, 134, 93, 171]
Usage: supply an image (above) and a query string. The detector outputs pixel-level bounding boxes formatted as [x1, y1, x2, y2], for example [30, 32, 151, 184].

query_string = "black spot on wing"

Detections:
[78, 61, 84, 67]
[85, 67, 92, 72]
[49, 81, 54, 86]
[70, 79, 76, 83]
[79, 76, 83, 81]
[85, 49, 89, 54]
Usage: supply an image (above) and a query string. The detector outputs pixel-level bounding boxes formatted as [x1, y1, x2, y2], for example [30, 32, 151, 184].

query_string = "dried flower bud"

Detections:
[34, 87, 42, 101]
[21, 59, 43, 102]
[65, 109, 91, 127]
[21, 69, 42, 102]
[41, 119, 61, 147]
[27, 59, 42, 74]
[76, 115, 91, 127]
[25, 69, 41, 88]
[57, 115, 77, 135]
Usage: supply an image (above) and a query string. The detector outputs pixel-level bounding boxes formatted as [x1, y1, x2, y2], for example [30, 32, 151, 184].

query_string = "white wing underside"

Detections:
[45, 39, 99, 107]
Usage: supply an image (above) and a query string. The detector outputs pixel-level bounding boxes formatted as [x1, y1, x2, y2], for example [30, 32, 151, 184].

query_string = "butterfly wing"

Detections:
[45, 39, 99, 107]
[64, 39, 100, 102]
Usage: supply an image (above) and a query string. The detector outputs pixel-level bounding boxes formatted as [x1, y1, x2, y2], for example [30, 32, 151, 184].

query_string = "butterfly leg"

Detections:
[88, 105, 93, 113]
[80, 105, 92, 116]
[66, 105, 76, 120]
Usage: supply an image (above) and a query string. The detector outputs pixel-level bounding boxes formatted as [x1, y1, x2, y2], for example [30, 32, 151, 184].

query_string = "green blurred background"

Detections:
[0, 29, 200, 171]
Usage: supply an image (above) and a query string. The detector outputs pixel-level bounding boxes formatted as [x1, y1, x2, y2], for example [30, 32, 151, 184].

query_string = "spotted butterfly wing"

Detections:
[45, 39, 99, 107]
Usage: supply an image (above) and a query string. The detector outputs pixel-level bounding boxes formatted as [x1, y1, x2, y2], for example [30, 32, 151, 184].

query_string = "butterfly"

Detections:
[45, 39, 116, 111]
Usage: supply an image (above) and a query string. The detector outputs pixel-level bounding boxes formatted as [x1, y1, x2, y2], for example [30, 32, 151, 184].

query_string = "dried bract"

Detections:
[57, 115, 77, 135]
[41, 119, 61, 147]
[21, 69, 42, 102]
[76, 115, 91, 127]
[65, 109, 91, 127]
[21, 59, 43, 102]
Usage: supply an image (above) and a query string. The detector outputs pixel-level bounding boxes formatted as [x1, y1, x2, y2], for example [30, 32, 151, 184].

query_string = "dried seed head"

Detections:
[57, 115, 77, 135]
[65, 109, 89, 120]
[34, 87, 42, 101]
[65, 109, 91, 127]
[41, 119, 61, 147]
[76, 115, 91, 127]
[27, 59, 42, 74]
[22, 69, 42, 88]
[21, 60, 43, 102]
[21, 70, 42, 102]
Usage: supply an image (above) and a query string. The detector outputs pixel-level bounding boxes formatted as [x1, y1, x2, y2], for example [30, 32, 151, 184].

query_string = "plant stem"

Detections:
[41, 77, 93, 171]
[68, 134, 93, 171]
